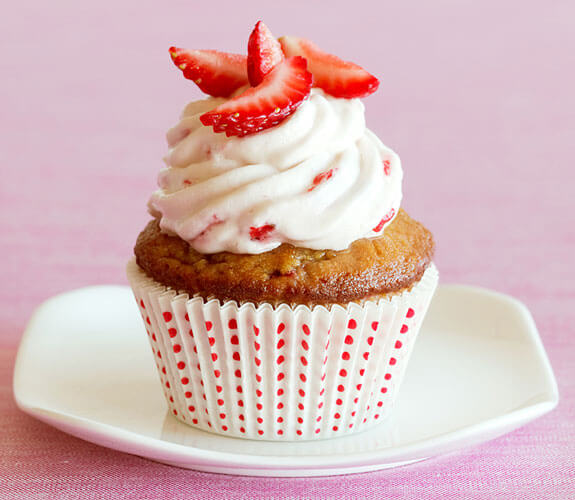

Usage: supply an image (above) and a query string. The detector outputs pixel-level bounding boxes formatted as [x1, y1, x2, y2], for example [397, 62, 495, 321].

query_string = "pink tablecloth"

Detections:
[1, 0, 574, 498]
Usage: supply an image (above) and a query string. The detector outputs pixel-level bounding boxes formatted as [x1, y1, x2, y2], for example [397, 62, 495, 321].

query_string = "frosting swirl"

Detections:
[149, 88, 402, 254]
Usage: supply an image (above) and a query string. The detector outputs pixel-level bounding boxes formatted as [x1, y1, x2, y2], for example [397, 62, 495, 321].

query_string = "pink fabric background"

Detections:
[1, 0, 574, 497]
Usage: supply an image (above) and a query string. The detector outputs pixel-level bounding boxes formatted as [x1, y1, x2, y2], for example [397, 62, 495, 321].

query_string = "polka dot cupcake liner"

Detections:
[127, 259, 438, 441]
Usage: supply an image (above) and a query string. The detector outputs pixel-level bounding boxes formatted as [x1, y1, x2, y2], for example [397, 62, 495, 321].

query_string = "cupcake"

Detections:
[128, 21, 438, 441]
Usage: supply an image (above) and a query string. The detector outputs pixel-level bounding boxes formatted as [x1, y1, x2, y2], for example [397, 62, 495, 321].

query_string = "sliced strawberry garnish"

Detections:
[200, 56, 312, 137]
[278, 36, 379, 98]
[247, 21, 284, 86]
[169, 47, 248, 97]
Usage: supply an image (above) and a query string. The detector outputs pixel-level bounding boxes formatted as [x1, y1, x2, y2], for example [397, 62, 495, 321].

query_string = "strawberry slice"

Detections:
[200, 56, 312, 137]
[278, 36, 379, 98]
[169, 47, 248, 97]
[247, 21, 284, 86]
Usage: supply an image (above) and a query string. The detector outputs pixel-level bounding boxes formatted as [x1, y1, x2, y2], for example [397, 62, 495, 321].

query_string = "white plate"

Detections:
[13, 285, 558, 477]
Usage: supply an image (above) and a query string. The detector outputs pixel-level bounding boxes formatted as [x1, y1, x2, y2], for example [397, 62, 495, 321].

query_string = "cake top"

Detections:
[149, 22, 403, 255]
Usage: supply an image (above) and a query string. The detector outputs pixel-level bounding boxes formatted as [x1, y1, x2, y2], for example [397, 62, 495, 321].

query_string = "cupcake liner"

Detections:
[127, 259, 438, 441]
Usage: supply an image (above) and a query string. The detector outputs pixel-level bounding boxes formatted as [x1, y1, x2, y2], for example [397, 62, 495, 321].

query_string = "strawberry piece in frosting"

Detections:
[373, 208, 396, 232]
[308, 169, 336, 192]
[249, 224, 275, 241]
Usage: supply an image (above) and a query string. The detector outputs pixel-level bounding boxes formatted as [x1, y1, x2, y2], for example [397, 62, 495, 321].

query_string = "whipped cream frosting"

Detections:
[149, 88, 402, 254]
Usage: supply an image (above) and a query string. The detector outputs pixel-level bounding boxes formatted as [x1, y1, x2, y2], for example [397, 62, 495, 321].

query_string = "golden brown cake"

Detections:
[134, 209, 434, 305]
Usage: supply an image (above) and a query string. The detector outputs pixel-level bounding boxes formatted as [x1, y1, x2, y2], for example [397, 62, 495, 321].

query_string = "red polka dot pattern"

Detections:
[129, 260, 435, 441]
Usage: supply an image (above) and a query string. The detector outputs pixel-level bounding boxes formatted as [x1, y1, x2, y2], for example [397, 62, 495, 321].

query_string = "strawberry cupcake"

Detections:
[128, 21, 438, 441]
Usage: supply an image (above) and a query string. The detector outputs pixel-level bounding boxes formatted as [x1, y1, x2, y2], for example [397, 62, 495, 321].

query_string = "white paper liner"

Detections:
[127, 259, 438, 441]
